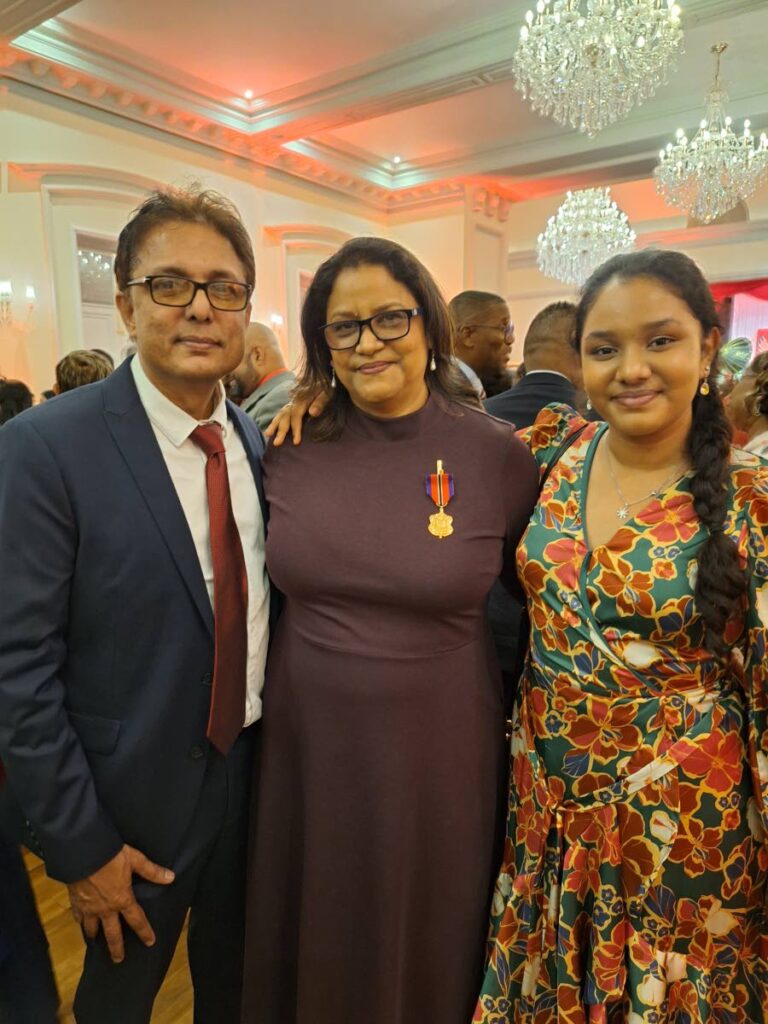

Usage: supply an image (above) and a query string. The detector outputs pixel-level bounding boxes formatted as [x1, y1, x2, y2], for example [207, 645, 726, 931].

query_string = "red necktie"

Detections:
[190, 423, 248, 755]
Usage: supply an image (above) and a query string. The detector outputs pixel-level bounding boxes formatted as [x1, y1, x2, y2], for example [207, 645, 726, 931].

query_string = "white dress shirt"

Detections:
[131, 356, 269, 726]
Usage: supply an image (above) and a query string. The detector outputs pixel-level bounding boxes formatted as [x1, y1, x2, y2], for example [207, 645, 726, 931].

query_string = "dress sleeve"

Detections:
[517, 402, 587, 480]
[741, 464, 768, 842]
[499, 431, 539, 597]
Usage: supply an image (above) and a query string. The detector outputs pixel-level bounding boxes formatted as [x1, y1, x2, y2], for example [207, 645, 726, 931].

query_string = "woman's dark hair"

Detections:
[0, 379, 34, 425]
[298, 236, 479, 440]
[744, 352, 768, 419]
[575, 248, 746, 657]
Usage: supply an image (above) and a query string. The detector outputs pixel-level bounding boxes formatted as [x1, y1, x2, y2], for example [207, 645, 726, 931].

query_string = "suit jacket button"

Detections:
[189, 745, 206, 760]
[200, 673, 213, 687]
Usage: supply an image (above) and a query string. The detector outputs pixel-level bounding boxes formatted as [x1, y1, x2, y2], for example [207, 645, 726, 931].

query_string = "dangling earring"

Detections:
[430, 351, 437, 372]
[699, 379, 710, 396]
[585, 397, 592, 411]
[330, 368, 336, 389]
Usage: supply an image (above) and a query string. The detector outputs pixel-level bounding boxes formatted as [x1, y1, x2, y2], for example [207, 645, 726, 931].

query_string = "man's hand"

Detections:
[264, 389, 331, 446]
[67, 844, 175, 963]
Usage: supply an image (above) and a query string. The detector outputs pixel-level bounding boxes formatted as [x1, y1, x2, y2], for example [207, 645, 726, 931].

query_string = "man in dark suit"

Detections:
[0, 185, 270, 1023]
[484, 302, 580, 708]
[484, 301, 580, 429]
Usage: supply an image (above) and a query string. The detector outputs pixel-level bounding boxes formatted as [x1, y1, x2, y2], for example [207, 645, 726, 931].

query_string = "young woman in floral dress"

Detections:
[475, 249, 768, 1024]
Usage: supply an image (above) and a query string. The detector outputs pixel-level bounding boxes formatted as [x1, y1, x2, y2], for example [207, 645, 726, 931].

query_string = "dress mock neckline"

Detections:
[345, 392, 442, 441]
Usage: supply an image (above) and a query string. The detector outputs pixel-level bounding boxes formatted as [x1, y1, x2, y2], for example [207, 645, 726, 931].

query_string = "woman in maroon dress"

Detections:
[242, 238, 538, 1024]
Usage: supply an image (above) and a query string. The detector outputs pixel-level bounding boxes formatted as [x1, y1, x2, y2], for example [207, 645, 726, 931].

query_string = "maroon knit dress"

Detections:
[242, 395, 539, 1024]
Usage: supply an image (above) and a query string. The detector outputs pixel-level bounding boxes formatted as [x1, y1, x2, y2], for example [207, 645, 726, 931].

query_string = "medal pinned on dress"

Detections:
[425, 460, 455, 539]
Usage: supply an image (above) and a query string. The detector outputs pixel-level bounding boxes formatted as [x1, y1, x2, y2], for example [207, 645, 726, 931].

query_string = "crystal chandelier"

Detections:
[655, 43, 768, 223]
[537, 188, 636, 286]
[514, 0, 683, 137]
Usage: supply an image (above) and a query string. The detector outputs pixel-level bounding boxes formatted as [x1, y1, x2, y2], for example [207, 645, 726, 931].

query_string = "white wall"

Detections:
[388, 206, 466, 302]
[1, 92, 384, 390]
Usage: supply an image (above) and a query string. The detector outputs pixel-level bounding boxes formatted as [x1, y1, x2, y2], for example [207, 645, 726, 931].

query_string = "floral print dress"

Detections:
[475, 406, 768, 1024]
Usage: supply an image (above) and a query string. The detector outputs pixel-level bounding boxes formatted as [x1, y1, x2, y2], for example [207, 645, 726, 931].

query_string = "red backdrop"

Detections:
[710, 278, 768, 302]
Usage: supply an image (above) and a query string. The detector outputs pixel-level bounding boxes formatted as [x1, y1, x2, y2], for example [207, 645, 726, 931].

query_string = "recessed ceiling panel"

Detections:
[62, 0, 513, 97]
[320, 80, 559, 165]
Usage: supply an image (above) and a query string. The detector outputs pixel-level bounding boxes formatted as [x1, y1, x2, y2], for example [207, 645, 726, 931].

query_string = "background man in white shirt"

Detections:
[0, 184, 270, 1024]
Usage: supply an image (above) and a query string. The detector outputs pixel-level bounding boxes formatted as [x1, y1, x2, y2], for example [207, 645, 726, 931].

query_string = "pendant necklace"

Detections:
[605, 446, 688, 521]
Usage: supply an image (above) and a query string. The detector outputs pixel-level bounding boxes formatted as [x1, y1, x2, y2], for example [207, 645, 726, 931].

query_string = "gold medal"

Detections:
[428, 510, 454, 539]
[425, 459, 455, 540]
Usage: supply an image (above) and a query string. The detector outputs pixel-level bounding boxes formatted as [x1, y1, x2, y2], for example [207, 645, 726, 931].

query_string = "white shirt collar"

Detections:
[521, 369, 571, 382]
[130, 354, 229, 448]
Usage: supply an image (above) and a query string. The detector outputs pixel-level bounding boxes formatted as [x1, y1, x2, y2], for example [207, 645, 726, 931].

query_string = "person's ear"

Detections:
[116, 290, 136, 337]
[457, 325, 474, 349]
[250, 345, 266, 370]
[701, 326, 720, 375]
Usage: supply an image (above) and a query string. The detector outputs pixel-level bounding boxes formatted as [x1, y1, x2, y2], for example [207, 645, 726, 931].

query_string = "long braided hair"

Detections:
[574, 249, 747, 657]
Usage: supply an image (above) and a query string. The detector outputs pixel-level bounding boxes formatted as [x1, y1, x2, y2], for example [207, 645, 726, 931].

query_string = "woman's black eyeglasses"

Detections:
[321, 308, 422, 350]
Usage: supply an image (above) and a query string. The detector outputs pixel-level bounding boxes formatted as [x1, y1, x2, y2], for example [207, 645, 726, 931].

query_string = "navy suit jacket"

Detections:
[0, 360, 268, 883]
[484, 371, 578, 430]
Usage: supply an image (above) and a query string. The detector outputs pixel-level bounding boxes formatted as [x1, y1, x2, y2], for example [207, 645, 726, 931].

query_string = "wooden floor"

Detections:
[25, 851, 193, 1023]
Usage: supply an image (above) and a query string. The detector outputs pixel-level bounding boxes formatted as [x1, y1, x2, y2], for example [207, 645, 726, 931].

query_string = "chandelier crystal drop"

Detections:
[514, 0, 683, 137]
[655, 43, 768, 224]
[536, 188, 637, 287]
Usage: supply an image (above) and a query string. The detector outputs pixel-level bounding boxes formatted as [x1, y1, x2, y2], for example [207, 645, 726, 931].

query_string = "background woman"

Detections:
[0, 379, 33, 425]
[476, 249, 768, 1023]
[727, 351, 768, 458]
[242, 237, 539, 1024]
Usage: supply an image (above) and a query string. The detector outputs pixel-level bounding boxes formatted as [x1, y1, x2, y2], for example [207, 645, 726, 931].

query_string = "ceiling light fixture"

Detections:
[536, 187, 636, 286]
[514, 0, 683, 137]
[392, 155, 402, 165]
[244, 89, 254, 100]
[655, 43, 768, 223]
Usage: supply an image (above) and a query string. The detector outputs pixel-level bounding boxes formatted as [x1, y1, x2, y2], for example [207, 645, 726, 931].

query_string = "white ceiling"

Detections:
[62, 0, 515, 97]
[3, 0, 768, 213]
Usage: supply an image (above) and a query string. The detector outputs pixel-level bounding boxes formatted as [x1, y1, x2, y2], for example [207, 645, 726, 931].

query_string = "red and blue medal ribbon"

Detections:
[425, 461, 454, 508]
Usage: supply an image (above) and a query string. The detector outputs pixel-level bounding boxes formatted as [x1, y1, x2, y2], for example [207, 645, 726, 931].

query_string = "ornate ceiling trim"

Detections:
[0, 1, 76, 39]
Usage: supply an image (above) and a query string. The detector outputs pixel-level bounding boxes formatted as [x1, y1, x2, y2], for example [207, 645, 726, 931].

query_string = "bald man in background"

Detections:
[225, 322, 296, 432]
[485, 301, 581, 427]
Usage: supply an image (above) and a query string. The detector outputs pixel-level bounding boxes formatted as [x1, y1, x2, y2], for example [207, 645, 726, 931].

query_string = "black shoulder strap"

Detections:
[539, 423, 587, 492]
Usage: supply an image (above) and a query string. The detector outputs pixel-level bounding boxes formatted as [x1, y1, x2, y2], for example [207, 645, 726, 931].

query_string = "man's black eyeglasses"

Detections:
[467, 322, 514, 338]
[126, 275, 251, 311]
[321, 308, 422, 350]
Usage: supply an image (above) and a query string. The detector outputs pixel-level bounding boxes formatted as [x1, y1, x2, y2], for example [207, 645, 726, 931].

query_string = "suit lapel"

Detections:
[228, 402, 268, 528]
[101, 364, 214, 636]
[228, 401, 281, 627]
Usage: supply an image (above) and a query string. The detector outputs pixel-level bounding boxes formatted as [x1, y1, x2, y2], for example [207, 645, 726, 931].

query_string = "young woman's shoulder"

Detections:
[517, 402, 596, 463]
